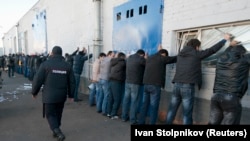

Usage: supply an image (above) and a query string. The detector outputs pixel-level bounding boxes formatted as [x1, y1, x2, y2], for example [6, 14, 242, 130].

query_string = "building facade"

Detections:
[2, 0, 250, 111]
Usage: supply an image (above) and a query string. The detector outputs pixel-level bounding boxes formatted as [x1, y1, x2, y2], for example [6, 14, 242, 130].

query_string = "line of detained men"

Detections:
[31, 33, 248, 140]
[90, 33, 249, 125]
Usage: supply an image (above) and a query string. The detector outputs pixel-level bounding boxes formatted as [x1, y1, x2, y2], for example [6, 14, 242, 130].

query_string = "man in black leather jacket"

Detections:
[32, 46, 75, 141]
[209, 41, 250, 125]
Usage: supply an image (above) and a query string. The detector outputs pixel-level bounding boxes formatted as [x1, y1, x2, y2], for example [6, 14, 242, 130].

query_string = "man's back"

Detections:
[214, 45, 250, 98]
[99, 57, 112, 80]
[32, 55, 75, 103]
[126, 53, 145, 85]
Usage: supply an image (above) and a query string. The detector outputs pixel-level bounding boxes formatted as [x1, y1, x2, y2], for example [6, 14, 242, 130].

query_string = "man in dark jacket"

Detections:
[107, 52, 126, 119]
[208, 42, 250, 125]
[72, 47, 93, 102]
[7, 54, 15, 78]
[32, 46, 75, 141]
[166, 33, 231, 125]
[121, 49, 146, 124]
[138, 45, 177, 125]
[65, 47, 79, 68]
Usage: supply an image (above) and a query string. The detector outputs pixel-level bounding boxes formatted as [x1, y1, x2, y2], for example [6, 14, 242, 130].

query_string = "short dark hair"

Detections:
[136, 49, 145, 56]
[118, 52, 126, 58]
[98, 52, 106, 58]
[107, 51, 113, 56]
[158, 49, 168, 56]
[186, 39, 201, 49]
[52, 46, 62, 55]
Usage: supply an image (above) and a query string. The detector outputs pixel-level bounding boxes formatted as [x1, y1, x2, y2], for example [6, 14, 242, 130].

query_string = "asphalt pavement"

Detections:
[0, 71, 130, 141]
[1, 70, 250, 141]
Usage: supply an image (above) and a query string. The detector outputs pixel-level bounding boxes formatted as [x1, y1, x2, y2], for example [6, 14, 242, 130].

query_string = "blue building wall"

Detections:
[113, 0, 164, 55]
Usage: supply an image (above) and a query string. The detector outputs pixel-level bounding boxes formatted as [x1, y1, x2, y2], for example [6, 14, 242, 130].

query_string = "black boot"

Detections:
[53, 128, 65, 141]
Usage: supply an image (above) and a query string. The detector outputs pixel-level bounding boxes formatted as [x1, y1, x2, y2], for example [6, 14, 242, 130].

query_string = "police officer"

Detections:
[32, 46, 75, 141]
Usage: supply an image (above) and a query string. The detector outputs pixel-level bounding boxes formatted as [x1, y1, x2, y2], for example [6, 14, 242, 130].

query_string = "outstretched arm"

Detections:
[71, 47, 79, 56]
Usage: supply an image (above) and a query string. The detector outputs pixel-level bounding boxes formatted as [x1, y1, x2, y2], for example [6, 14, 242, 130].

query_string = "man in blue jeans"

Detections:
[99, 51, 115, 116]
[166, 33, 231, 125]
[89, 52, 106, 107]
[138, 45, 177, 125]
[121, 49, 146, 124]
[73, 47, 92, 102]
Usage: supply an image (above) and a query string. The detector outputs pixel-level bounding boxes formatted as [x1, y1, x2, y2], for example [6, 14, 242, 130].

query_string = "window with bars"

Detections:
[176, 21, 250, 68]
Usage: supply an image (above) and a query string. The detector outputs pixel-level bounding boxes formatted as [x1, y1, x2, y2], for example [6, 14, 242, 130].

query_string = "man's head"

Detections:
[186, 39, 201, 50]
[98, 52, 106, 60]
[117, 52, 126, 59]
[158, 49, 168, 57]
[231, 44, 247, 55]
[107, 51, 115, 58]
[136, 49, 145, 57]
[230, 39, 241, 47]
[52, 46, 62, 56]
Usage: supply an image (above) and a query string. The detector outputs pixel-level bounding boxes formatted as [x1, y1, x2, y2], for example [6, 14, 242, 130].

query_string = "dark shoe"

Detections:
[74, 99, 83, 102]
[89, 103, 96, 107]
[53, 128, 65, 141]
[131, 122, 138, 125]
[122, 118, 128, 122]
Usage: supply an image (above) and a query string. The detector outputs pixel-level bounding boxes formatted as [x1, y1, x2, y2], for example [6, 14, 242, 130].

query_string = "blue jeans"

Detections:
[166, 83, 195, 125]
[138, 85, 161, 125]
[137, 85, 144, 114]
[108, 80, 124, 117]
[89, 82, 101, 106]
[122, 83, 140, 124]
[99, 79, 111, 115]
[74, 74, 81, 101]
[208, 93, 242, 125]
[96, 81, 104, 113]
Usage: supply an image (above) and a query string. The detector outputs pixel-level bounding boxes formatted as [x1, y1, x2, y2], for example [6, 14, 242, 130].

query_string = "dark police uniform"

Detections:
[32, 46, 75, 140]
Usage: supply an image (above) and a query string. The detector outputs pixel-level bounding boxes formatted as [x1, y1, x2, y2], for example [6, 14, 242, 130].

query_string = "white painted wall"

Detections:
[163, 0, 250, 54]
[2, 27, 17, 55]
[162, 0, 250, 107]
[3, 0, 250, 107]
[43, 0, 94, 54]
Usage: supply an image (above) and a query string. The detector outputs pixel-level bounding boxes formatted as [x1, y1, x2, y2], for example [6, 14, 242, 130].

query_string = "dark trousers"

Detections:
[208, 93, 242, 125]
[45, 103, 64, 131]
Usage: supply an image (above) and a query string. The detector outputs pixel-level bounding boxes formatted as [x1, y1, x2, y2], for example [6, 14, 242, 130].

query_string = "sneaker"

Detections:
[107, 114, 111, 118]
[111, 116, 119, 120]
